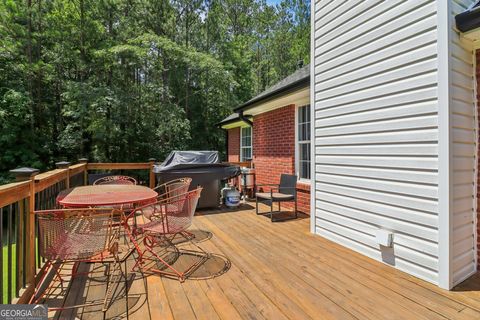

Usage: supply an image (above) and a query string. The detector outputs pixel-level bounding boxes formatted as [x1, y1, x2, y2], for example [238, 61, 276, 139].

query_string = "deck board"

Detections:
[42, 203, 480, 319]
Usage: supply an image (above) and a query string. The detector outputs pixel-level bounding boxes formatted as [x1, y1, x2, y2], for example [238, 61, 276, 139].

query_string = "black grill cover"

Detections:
[153, 151, 241, 208]
[153, 151, 240, 180]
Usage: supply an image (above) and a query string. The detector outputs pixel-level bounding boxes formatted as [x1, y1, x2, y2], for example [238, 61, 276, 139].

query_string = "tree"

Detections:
[0, 0, 310, 181]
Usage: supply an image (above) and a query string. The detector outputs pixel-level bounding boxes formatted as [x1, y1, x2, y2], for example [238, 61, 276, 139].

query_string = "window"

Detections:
[297, 104, 311, 180]
[240, 126, 252, 161]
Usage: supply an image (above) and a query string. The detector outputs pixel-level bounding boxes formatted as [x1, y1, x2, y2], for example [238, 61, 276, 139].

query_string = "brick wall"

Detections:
[296, 182, 311, 215]
[253, 104, 311, 214]
[227, 127, 240, 162]
[476, 50, 480, 268]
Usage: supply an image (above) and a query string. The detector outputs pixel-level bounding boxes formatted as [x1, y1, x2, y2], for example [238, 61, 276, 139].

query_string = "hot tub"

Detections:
[153, 151, 241, 208]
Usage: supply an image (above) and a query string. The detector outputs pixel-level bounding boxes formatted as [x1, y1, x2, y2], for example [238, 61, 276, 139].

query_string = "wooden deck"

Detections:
[44, 203, 480, 320]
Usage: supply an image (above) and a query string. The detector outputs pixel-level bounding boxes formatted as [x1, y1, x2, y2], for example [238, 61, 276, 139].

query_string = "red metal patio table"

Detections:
[57, 185, 158, 208]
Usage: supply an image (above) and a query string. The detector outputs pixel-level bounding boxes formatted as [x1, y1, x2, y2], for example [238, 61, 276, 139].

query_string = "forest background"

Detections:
[0, 0, 310, 182]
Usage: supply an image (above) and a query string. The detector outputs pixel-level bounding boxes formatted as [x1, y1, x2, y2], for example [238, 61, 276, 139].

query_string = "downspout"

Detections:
[238, 110, 253, 126]
[225, 129, 229, 161]
[238, 111, 253, 168]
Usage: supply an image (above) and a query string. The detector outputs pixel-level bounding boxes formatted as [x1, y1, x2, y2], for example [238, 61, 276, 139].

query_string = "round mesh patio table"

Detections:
[57, 185, 158, 208]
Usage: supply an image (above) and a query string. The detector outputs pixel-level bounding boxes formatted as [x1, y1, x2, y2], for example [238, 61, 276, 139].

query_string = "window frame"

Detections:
[295, 104, 311, 182]
[240, 125, 253, 161]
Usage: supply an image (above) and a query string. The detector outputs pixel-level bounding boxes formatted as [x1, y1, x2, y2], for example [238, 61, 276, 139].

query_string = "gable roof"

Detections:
[233, 64, 310, 112]
[217, 64, 310, 128]
[219, 113, 241, 124]
[216, 112, 252, 128]
[455, 1, 480, 32]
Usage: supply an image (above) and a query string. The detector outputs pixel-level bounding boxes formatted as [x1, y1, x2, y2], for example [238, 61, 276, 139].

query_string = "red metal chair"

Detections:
[30, 208, 133, 315]
[141, 177, 192, 221]
[125, 188, 206, 282]
[153, 177, 192, 200]
[93, 175, 137, 185]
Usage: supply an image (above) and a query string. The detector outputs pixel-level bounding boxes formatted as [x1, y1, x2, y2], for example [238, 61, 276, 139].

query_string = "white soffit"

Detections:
[221, 121, 251, 130]
[461, 28, 480, 47]
[245, 87, 310, 116]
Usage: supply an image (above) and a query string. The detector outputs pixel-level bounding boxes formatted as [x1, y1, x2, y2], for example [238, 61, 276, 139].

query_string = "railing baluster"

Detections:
[50, 184, 53, 209]
[36, 191, 43, 269]
[36, 213, 40, 267]
[22, 199, 27, 288]
[7, 204, 12, 303]
[47, 185, 52, 209]
[15, 201, 19, 297]
[42, 189, 48, 210]
[0, 207, 4, 304]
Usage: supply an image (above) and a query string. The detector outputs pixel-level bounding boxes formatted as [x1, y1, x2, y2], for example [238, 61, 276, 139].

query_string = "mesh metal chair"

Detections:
[125, 188, 206, 282]
[153, 177, 192, 200]
[141, 178, 192, 221]
[30, 208, 133, 315]
[256, 174, 298, 221]
[93, 175, 137, 185]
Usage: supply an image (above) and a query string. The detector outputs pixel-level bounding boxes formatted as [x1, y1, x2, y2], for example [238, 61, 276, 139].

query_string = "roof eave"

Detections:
[233, 76, 310, 113]
[216, 115, 252, 128]
[456, 7, 480, 32]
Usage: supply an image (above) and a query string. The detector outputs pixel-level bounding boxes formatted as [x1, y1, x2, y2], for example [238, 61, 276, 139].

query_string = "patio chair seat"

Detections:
[142, 203, 184, 221]
[255, 174, 298, 222]
[44, 232, 108, 261]
[140, 217, 190, 235]
[256, 192, 294, 201]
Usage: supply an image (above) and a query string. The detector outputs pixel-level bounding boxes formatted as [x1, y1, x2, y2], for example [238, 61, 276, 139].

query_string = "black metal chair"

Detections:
[255, 174, 298, 222]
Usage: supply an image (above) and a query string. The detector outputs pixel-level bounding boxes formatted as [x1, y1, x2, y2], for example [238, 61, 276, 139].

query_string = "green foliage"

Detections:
[0, 0, 310, 181]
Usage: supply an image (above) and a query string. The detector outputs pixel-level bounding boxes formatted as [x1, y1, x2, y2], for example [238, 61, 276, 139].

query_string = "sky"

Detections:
[266, 0, 282, 5]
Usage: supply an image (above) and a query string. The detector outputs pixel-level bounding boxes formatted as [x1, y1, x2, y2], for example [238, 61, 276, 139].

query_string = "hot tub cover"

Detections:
[153, 151, 240, 179]
[153, 151, 241, 208]
[155, 151, 219, 171]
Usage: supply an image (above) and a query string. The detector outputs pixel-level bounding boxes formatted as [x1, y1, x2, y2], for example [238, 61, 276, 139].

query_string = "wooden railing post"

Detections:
[149, 158, 156, 189]
[79, 158, 88, 185]
[9, 167, 39, 294]
[56, 161, 71, 188]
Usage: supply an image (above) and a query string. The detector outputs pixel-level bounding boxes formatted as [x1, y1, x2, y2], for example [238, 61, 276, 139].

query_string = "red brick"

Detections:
[227, 128, 240, 162]
[253, 105, 311, 214]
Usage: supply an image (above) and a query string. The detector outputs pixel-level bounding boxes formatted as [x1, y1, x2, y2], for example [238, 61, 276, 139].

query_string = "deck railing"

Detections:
[0, 159, 156, 303]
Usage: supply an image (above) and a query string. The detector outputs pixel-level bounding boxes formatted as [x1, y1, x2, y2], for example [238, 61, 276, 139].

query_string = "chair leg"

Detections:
[256, 197, 259, 215]
[278, 202, 281, 212]
[270, 201, 273, 221]
[144, 233, 208, 282]
[295, 199, 298, 218]
[29, 260, 53, 304]
[124, 259, 129, 320]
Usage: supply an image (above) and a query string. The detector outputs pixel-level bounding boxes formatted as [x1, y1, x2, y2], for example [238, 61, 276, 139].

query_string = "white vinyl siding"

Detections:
[312, 0, 478, 289]
[450, 0, 476, 286]
[313, 0, 441, 285]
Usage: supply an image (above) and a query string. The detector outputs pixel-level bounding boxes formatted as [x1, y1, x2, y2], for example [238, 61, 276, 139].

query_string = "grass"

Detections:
[2, 243, 16, 304]
[2, 238, 41, 304]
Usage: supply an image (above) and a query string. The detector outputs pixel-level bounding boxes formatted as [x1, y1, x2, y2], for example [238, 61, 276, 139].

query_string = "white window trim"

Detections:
[295, 104, 311, 183]
[240, 125, 253, 161]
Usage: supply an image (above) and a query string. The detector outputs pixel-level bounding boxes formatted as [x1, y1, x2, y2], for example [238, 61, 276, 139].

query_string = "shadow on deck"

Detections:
[44, 203, 480, 319]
